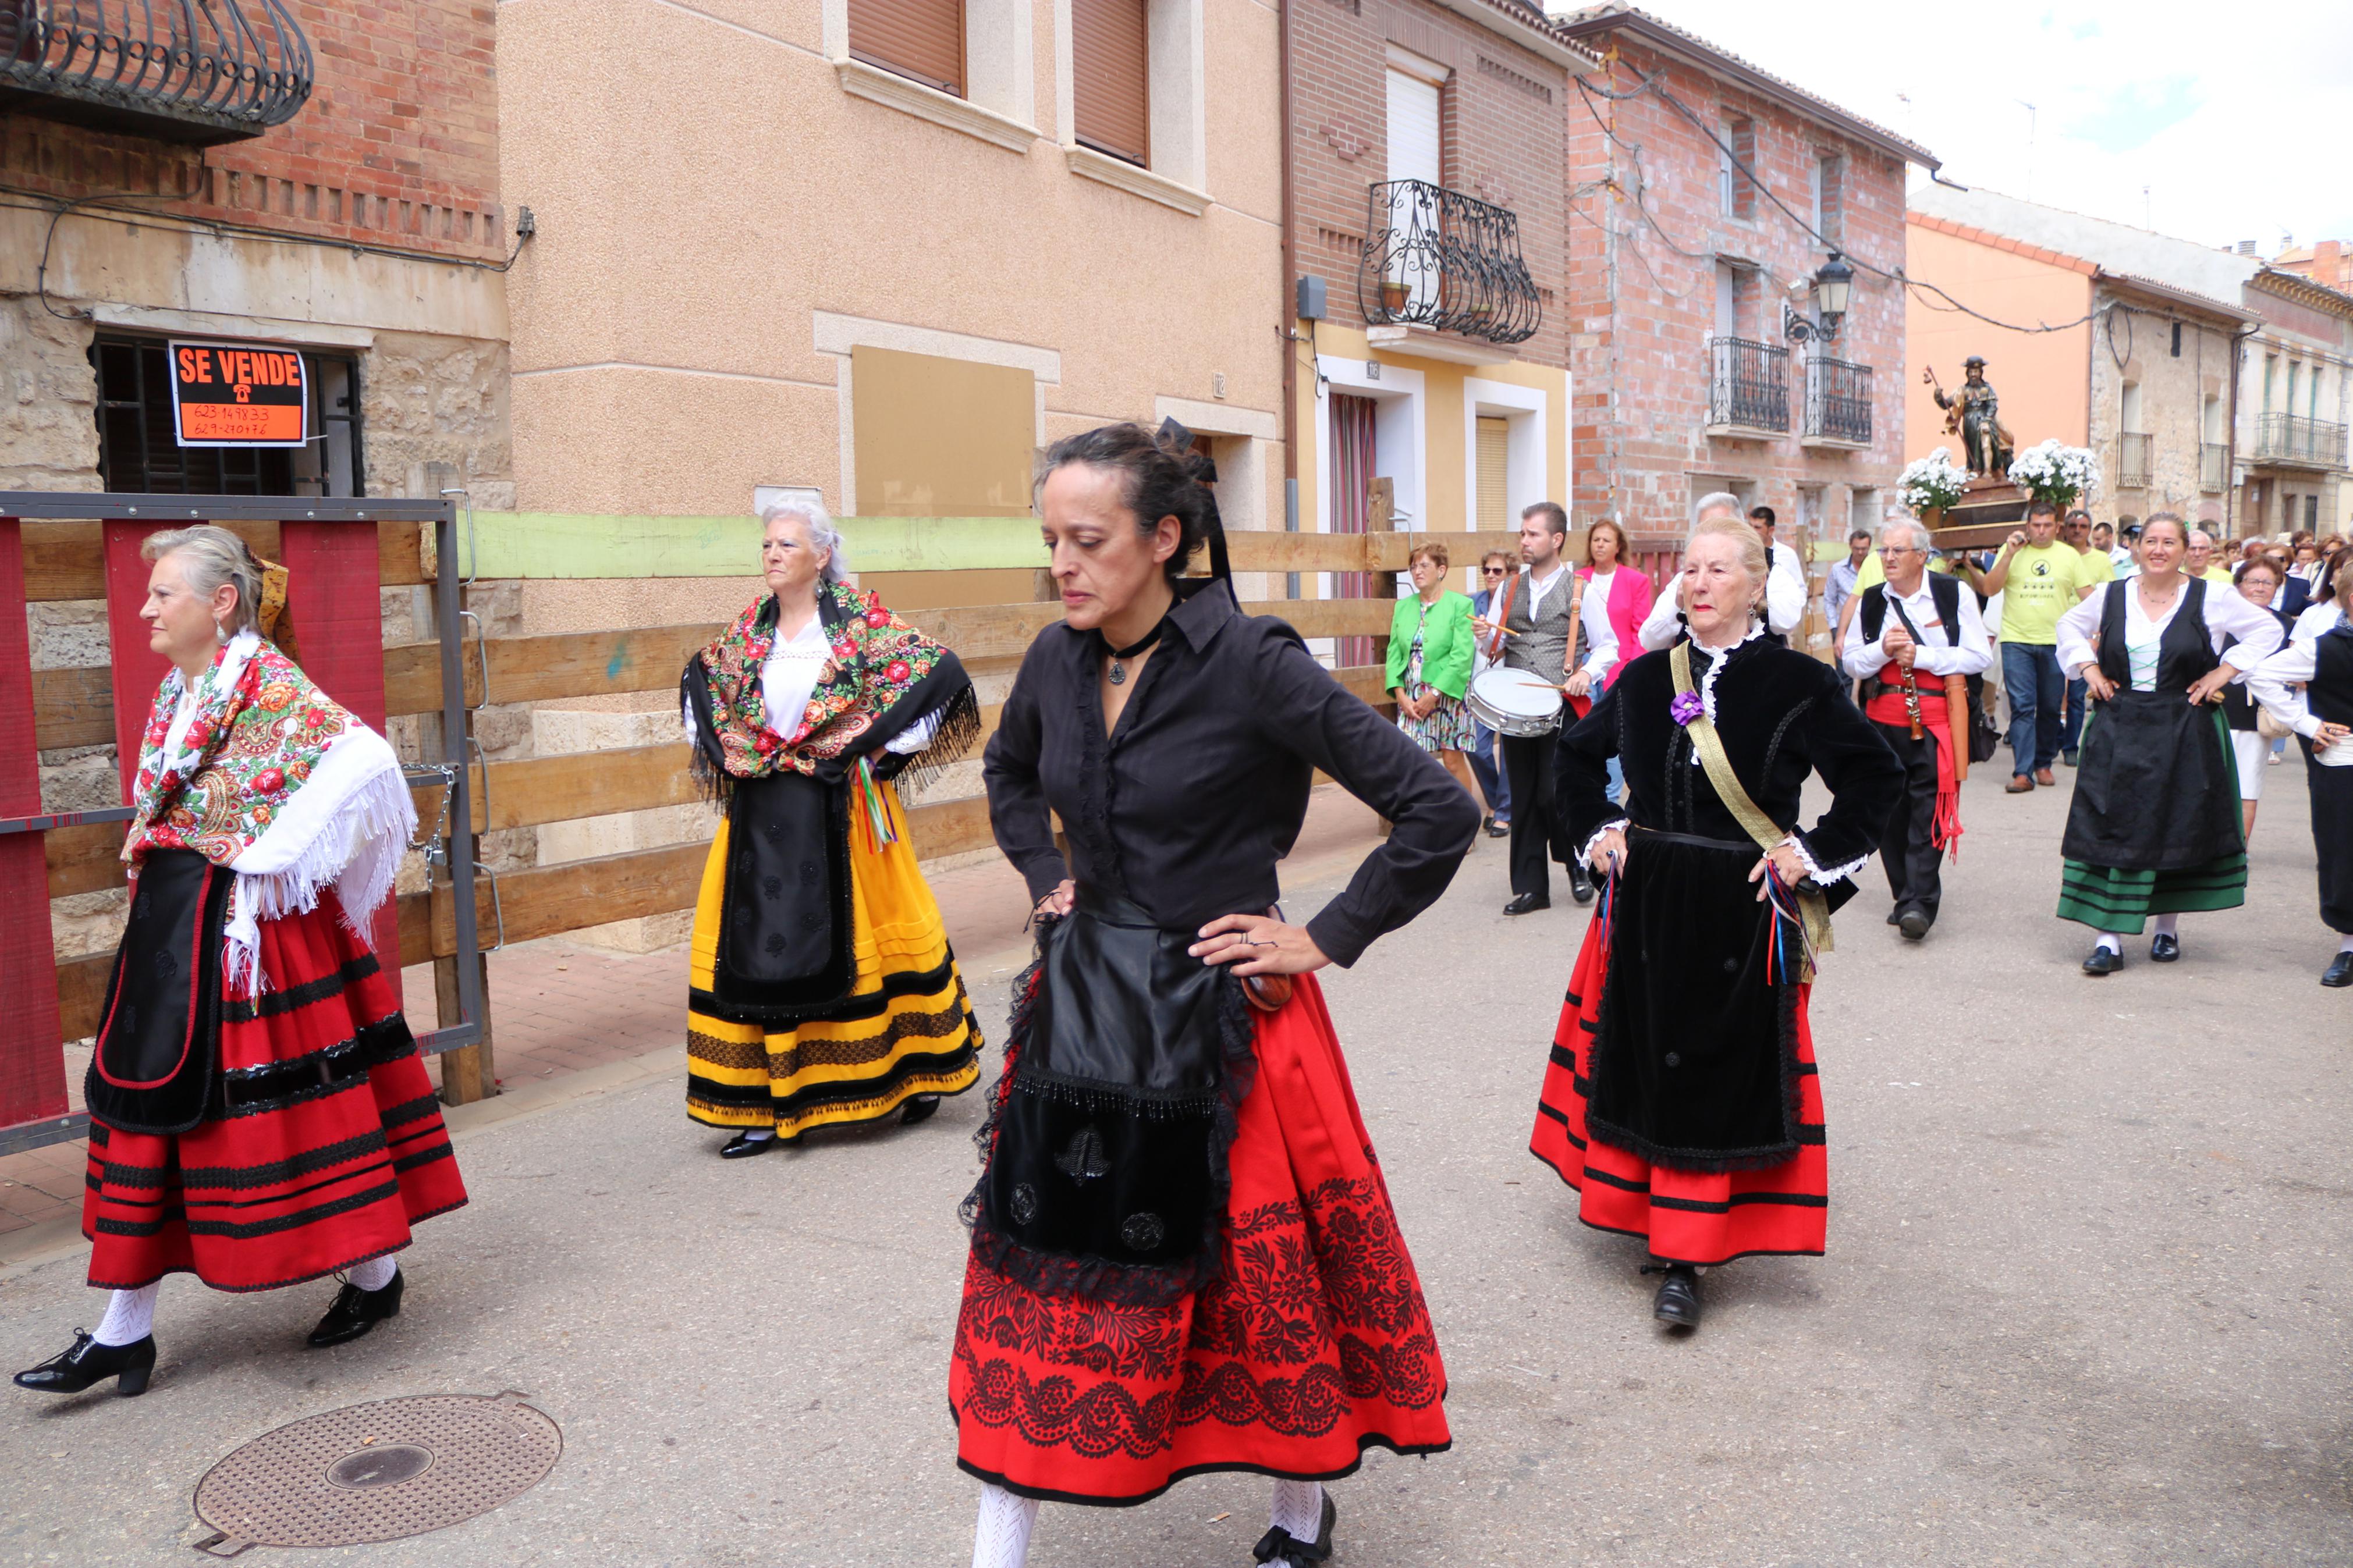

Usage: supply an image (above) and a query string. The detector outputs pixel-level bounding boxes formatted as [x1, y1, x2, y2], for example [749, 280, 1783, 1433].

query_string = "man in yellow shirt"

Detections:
[2186, 529, 2235, 587]
[1981, 501, 2096, 790]
[2059, 511, 2117, 765]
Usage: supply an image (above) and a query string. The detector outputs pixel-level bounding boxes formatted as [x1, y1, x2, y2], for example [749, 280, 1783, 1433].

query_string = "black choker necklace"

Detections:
[1102, 618, 1167, 686]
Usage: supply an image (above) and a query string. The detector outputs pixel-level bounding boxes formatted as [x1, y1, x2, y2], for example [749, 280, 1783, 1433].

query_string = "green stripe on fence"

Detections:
[456, 514, 1049, 578]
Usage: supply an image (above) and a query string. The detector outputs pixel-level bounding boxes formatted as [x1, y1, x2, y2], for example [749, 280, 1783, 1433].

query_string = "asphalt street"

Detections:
[2, 762, 2347, 1566]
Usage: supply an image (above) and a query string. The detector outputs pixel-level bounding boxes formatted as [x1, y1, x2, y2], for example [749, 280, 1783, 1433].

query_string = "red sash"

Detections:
[1864, 667, 1963, 859]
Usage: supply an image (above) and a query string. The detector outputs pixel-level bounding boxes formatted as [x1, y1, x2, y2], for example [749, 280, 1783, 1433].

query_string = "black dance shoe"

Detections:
[1898, 905, 1933, 942]
[308, 1269, 403, 1348]
[1503, 892, 1550, 916]
[1568, 866, 1597, 905]
[2150, 933, 2180, 963]
[1886, 905, 1904, 926]
[1647, 1263, 1702, 1329]
[721, 1130, 779, 1158]
[900, 1094, 941, 1126]
[2082, 945, 2123, 976]
[1252, 1493, 1336, 1564]
[1484, 816, 1510, 839]
[13, 1331, 155, 1396]
[2324, 953, 2353, 989]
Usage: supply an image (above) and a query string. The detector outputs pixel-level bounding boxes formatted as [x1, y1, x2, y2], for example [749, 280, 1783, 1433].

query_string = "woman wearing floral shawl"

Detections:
[679, 499, 984, 1157]
[15, 527, 466, 1400]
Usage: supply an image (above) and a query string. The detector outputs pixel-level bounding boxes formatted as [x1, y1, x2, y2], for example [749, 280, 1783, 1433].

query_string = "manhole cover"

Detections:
[191, 1392, 560, 1555]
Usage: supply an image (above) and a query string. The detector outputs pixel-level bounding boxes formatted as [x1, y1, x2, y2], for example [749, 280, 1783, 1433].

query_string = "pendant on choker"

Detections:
[1102, 618, 1167, 688]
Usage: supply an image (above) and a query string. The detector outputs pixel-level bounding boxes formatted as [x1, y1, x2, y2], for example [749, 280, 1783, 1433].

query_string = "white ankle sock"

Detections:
[740, 1128, 775, 1142]
[2339, 935, 2353, 955]
[94, 1282, 159, 1346]
[970, 1484, 1039, 1568]
[1266, 1480, 1326, 1561]
[2097, 933, 2123, 954]
[348, 1255, 398, 1293]
[2153, 913, 2180, 938]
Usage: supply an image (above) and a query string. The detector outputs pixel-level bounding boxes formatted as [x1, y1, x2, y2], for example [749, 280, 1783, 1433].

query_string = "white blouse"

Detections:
[1575, 568, 1621, 682]
[2248, 606, 2353, 766]
[2054, 580, 2284, 692]
[684, 612, 939, 753]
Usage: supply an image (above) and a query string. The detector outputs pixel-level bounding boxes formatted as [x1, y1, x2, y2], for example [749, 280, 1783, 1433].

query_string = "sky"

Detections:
[1616, 0, 2353, 256]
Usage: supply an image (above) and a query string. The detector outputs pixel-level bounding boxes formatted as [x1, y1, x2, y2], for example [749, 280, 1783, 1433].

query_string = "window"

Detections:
[1719, 112, 1755, 220]
[91, 336, 361, 496]
[1071, 0, 1148, 165]
[1811, 152, 1843, 247]
[847, 0, 964, 97]
[2203, 393, 2223, 442]
[2120, 381, 2143, 433]
[1475, 417, 1509, 532]
[2287, 360, 2303, 419]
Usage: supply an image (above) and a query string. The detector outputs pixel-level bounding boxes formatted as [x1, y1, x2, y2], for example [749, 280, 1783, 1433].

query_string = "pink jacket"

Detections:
[1576, 564, 1656, 689]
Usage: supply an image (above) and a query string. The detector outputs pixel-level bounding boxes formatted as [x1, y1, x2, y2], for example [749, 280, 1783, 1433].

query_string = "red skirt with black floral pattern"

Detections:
[949, 973, 1450, 1506]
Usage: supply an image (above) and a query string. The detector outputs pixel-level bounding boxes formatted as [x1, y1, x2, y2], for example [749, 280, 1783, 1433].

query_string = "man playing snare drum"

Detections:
[1474, 502, 1596, 913]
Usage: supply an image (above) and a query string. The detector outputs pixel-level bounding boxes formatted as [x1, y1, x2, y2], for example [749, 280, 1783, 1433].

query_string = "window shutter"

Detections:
[1072, 0, 1149, 167]
[848, 0, 964, 97]
[1476, 417, 1510, 533]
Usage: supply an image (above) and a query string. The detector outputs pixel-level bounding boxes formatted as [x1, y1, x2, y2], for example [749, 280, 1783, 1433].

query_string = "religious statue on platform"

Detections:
[1924, 357, 2015, 478]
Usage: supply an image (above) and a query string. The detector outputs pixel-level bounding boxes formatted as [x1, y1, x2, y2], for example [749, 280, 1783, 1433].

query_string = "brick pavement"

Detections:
[0, 785, 1385, 1242]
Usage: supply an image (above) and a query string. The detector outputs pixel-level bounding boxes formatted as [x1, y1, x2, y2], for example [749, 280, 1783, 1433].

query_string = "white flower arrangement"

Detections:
[2006, 439, 2100, 508]
[1896, 447, 1971, 515]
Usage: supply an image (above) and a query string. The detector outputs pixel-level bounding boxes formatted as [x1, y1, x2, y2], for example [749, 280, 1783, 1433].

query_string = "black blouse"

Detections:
[984, 580, 1480, 967]
[1556, 634, 1903, 887]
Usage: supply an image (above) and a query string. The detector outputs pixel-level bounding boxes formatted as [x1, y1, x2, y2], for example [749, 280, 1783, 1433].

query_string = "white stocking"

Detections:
[348, 1254, 399, 1292]
[2153, 913, 2180, 938]
[970, 1484, 1039, 1568]
[1266, 1480, 1326, 1561]
[94, 1281, 160, 1346]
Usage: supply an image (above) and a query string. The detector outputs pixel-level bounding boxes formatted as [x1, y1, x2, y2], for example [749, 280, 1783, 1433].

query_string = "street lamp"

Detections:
[1784, 251, 1854, 345]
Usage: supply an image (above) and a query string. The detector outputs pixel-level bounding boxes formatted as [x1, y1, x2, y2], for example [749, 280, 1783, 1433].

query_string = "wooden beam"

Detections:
[22, 520, 426, 601]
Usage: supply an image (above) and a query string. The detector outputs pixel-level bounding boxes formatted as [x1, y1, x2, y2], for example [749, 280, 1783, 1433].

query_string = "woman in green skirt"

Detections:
[2053, 514, 2285, 975]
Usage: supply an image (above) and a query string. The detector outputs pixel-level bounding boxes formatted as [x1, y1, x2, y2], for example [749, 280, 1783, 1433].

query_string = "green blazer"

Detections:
[1385, 590, 1475, 701]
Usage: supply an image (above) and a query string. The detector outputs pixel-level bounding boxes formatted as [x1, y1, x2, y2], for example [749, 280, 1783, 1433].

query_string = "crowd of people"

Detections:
[14, 429, 2347, 1568]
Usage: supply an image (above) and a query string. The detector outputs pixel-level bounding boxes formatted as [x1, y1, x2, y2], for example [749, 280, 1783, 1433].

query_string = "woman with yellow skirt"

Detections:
[679, 499, 983, 1157]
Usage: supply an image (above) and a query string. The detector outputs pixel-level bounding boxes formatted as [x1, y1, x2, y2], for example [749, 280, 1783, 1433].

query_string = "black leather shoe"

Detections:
[721, 1130, 779, 1158]
[13, 1330, 155, 1395]
[1648, 1263, 1701, 1329]
[1484, 817, 1510, 839]
[899, 1095, 940, 1126]
[1503, 892, 1550, 916]
[1568, 867, 1597, 905]
[1886, 905, 1904, 925]
[2323, 953, 2353, 988]
[308, 1270, 403, 1348]
[1252, 1492, 1336, 1564]
[1898, 905, 1932, 941]
[2082, 945, 2123, 976]
[2150, 933, 2181, 962]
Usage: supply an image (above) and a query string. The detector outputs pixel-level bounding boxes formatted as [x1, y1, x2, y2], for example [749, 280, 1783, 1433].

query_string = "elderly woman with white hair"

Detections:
[16, 526, 466, 1399]
[679, 500, 984, 1156]
[1531, 515, 1901, 1332]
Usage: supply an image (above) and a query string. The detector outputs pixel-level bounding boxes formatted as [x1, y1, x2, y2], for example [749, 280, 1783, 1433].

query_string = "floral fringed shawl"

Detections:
[682, 581, 980, 806]
[123, 632, 414, 995]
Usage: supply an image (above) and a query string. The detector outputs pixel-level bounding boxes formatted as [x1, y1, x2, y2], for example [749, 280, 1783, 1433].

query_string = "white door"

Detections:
[1386, 69, 1442, 313]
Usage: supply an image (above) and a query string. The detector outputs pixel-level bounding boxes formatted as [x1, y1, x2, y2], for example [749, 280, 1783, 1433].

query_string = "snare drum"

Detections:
[1466, 667, 1566, 737]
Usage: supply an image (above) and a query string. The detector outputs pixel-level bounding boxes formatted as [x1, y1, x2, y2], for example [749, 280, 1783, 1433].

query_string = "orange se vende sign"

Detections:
[169, 340, 310, 447]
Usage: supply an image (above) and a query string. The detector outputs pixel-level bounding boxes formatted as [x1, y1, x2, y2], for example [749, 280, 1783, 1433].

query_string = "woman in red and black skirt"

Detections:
[1529, 517, 1900, 1332]
[14, 527, 465, 1399]
[954, 422, 1477, 1566]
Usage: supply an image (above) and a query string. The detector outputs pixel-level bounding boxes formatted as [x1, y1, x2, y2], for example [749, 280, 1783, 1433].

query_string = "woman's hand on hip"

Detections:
[1748, 841, 1810, 902]
[1034, 879, 1076, 919]
[1190, 913, 1330, 976]
[2081, 666, 2118, 702]
[1587, 827, 1628, 877]
[2185, 667, 2235, 706]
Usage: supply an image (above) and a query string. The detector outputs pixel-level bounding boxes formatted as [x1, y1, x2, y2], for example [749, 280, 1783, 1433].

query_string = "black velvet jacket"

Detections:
[984, 579, 1480, 966]
[1556, 632, 1903, 894]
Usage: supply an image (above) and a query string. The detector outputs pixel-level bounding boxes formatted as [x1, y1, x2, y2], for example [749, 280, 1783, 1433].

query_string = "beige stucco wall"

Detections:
[496, 0, 1286, 571]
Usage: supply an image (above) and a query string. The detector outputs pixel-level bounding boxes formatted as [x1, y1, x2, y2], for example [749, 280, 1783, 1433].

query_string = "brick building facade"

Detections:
[1286, 0, 1596, 621]
[1553, 6, 1932, 586]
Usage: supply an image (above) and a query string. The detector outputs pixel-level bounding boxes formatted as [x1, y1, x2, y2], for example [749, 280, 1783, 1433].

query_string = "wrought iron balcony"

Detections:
[1801, 355, 1871, 446]
[2200, 441, 2228, 492]
[2117, 432, 2153, 490]
[1708, 337, 1788, 436]
[1358, 179, 1542, 347]
[2253, 413, 2348, 469]
[0, 0, 313, 146]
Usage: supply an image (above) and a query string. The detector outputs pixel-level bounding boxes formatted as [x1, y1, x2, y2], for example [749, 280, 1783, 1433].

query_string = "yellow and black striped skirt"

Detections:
[685, 781, 981, 1139]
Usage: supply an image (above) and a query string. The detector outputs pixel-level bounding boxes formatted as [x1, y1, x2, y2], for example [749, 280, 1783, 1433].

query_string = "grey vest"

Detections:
[1503, 566, 1578, 684]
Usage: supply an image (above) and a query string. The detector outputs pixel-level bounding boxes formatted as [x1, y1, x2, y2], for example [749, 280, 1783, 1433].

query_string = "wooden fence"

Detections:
[15, 512, 1570, 1128]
